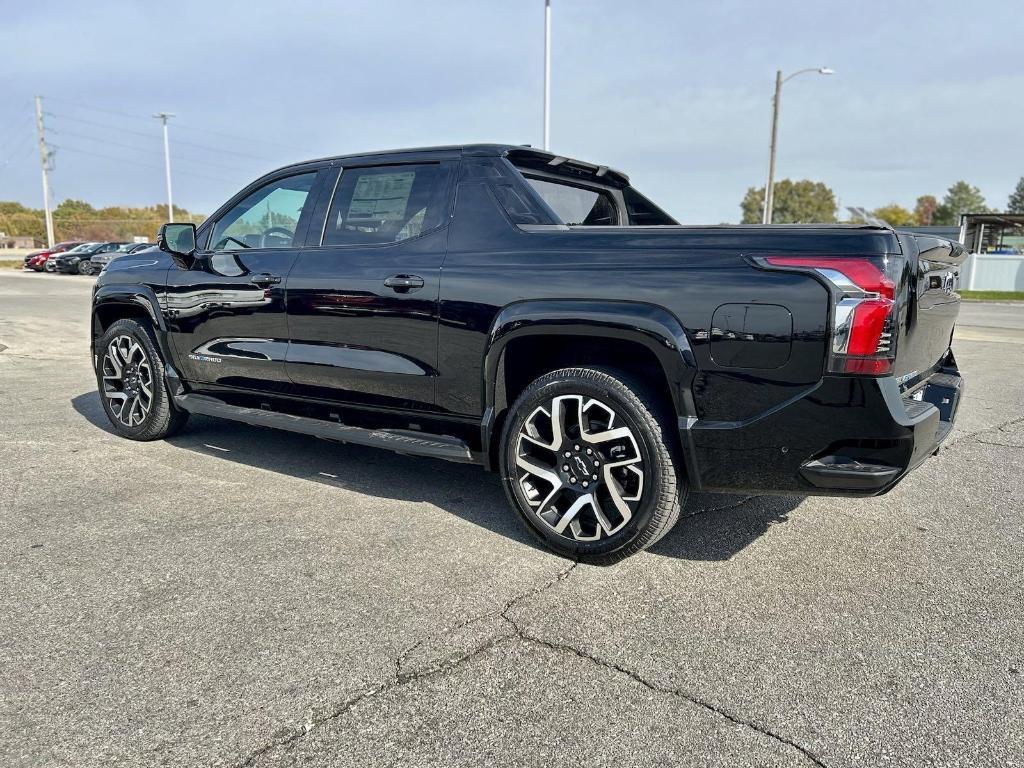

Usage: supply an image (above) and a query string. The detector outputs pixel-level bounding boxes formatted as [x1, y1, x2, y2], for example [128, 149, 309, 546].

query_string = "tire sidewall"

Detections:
[500, 371, 668, 560]
[95, 319, 170, 439]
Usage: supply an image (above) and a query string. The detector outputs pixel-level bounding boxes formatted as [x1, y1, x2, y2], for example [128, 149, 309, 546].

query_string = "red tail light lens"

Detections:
[764, 255, 900, 376]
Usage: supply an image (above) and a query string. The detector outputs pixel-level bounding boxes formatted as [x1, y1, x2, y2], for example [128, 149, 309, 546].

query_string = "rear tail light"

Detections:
[763, 255, 900, 376]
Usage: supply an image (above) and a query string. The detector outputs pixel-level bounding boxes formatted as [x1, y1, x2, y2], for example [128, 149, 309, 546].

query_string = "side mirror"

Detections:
[158, 223, 197, 258]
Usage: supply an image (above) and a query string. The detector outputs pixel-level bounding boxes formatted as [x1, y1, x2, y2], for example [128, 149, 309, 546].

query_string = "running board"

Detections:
[174, 394, 476, 464]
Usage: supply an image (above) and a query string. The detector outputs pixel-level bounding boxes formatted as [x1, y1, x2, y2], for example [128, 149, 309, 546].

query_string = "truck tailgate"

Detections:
[894, 233, 966, 385]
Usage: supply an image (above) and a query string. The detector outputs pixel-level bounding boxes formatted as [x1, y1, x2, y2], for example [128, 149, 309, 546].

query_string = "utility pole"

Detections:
[153, 112, 175, 221]
[543, 0, 551, 151]
[762, 71, 782, 225]
[34, 96, 55, 248]
[762, 67, 834, 225]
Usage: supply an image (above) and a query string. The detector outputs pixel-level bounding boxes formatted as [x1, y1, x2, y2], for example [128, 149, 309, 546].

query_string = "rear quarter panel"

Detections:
[439, 181, 898, 422]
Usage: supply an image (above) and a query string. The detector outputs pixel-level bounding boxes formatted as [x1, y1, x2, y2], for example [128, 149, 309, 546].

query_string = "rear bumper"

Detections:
[681, 354, 963, 496]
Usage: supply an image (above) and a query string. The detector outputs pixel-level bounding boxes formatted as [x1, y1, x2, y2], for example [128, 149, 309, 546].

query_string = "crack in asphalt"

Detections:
[682, 494, 757, 519]
[504, 617, 830, 768]
[233, 561, 577, 768]
[393, 560, 577, 682]
[234, 551, 826, 768]
[944, 415, 1024, 451]
[976, 438, 1023, 448]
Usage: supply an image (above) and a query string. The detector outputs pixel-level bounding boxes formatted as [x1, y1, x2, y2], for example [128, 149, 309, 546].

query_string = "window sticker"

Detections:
[348, 172, 415, 222]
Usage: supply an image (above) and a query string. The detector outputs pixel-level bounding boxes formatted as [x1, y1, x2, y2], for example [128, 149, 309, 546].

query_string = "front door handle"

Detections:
[383, 274, 425, 293]
[250, 272, 282, 287]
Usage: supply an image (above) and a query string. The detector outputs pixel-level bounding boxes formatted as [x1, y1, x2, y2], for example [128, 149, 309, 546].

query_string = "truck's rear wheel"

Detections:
[96, 318, 188, 441]
[500, 367, 684, 563]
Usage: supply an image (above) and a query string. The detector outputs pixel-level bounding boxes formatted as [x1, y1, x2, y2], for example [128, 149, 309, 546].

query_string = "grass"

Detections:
[0, 259, 25, 270]
[960, 290, 1024, 301]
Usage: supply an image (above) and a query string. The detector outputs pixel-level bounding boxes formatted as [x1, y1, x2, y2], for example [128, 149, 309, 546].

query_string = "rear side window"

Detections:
[525, 177, 618, 226]
[323, 164, 450, 246]
[623, 186, 677, 225]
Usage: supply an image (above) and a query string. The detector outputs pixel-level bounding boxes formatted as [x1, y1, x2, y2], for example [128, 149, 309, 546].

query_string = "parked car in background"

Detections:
[91, 243, 155, 272]
[52, 242, 126, 274]
[43, 244, 92, 271]
[25, 241, 83, 271]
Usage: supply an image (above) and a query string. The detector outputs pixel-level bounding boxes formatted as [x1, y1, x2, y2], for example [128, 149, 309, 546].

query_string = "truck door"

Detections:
[164, 169, 324, 393]
[284, 159, 456, 411]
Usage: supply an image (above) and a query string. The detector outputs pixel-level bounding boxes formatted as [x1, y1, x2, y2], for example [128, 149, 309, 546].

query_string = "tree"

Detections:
[913, 195, 938, 226]
[934, 181, 988, 225]
[871, 204, 915, 227]
[0, 199, 205, 242]
[741, 179, 837, 224]
[1008, 177, 1024, 214]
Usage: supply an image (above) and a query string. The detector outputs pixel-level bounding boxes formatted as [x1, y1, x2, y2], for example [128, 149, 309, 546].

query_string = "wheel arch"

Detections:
[481, 300, 698, 471]
[92, 286, 176, 378]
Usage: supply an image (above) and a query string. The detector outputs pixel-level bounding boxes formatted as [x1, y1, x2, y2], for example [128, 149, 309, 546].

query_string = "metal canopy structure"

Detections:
[959, 212, 1024, 252]
[958, 213, 1024, 291]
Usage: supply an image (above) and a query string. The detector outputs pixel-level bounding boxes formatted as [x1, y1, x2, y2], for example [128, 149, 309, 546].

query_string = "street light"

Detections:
[153, 112, 175, 222]
[762, 67, 834, 224]
[543, 0, 551, 151]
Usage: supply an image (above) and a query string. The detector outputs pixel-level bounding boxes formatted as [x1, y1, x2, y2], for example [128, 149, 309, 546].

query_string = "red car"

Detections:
[25, 241, 83, 271]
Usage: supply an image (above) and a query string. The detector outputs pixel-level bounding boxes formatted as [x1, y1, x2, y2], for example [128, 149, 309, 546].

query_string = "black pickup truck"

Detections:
[91, 144, 965, 561]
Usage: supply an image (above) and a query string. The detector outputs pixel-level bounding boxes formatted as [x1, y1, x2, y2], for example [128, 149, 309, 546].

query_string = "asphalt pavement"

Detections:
[1, 271, 1022, 767]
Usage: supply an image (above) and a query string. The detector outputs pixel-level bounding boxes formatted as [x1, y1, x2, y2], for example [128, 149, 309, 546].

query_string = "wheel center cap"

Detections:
[560, 444, 600, 487]
[573, 455, 589, 476]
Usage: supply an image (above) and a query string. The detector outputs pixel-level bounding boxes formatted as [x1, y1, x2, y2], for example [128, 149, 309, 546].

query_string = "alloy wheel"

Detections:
[101, 335, 154, 427]
[514, 394, 645, 542]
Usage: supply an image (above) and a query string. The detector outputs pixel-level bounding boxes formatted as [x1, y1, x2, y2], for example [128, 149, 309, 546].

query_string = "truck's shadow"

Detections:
[72, 391, 803, 564]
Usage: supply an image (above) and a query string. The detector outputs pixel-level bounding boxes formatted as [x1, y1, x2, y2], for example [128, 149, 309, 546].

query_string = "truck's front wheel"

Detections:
[500, 367, 684, 563]
[95, 318, 188, 441]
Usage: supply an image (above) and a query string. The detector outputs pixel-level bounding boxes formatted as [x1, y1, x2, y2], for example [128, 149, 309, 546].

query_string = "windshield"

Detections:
[69, 243, 98, 253]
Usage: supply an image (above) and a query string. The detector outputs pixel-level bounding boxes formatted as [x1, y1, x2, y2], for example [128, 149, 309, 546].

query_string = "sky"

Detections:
[1, 0, 1022, 224]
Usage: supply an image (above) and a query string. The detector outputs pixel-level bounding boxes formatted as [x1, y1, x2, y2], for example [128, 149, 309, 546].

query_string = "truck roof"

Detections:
[286, 144, 632, 186]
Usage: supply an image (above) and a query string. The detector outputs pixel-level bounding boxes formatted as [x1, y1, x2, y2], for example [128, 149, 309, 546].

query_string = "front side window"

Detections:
[209, 172, 317, 251]
[525, 177, 618, 226]
[322, 164, 450, 246]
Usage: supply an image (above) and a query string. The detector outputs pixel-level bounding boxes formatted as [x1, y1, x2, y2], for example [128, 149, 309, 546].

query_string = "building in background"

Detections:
[0, 234, 43, 249]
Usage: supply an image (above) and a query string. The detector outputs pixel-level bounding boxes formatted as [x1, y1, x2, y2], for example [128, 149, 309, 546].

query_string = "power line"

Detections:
[45, 95, 155, 123]
[173, 122, 298, 153]
[0, 132, 37, 167]
[51, 144, 239, 184]
[0, 113, 36, 156]
[50, 128, 257, 174]
[49, 111, 280, 163]
[44, 95, 297, 152]
[47, 112, 156, 139]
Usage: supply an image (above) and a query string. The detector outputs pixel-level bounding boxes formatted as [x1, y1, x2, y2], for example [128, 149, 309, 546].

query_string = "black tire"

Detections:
[78, 260, 95, 276]
[500, 367, 685, 564]
[95, 318, 188, 441]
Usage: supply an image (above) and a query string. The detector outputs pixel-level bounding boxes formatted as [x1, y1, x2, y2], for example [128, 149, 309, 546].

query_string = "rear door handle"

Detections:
[250, 272, 282, 286]
[383, 274, 425, 293]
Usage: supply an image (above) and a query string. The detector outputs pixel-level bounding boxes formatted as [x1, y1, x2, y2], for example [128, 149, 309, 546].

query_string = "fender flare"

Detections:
[91, 285, 180, 386]
[480, 299, 698, 469]
[93, 283, 166, 331]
